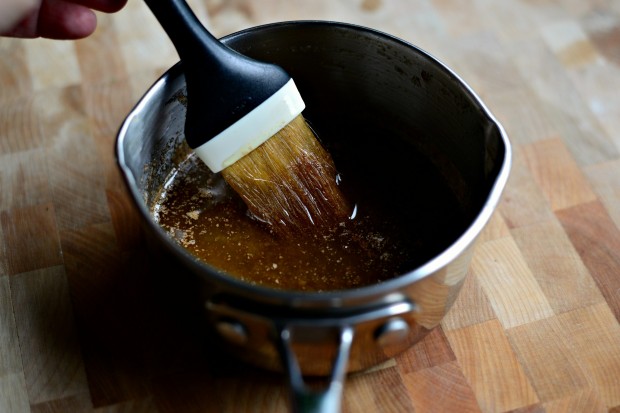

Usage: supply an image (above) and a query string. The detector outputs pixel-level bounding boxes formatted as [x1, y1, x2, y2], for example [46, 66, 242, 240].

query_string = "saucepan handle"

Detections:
[277, 324, 354, 413]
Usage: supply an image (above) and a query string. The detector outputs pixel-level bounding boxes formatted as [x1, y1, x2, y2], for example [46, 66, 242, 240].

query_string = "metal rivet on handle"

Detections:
[374, 318, 410, 348]
[215, 319, 248, 345]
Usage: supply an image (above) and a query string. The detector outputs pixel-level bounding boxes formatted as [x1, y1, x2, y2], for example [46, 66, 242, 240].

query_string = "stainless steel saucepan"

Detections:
[116, 21, 511, 413]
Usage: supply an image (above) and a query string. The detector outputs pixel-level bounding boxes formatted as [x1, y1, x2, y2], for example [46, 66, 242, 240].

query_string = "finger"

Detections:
[37, 0, 97, 39]
[68, 0, 127, 13]
[1, 0, 126, 39]
[0, 0, 39, 33]
[1, 10, 39, 38]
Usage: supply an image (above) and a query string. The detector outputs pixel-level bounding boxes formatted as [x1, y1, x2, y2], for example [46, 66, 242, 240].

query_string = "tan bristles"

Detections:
[221, 115, 351, 236]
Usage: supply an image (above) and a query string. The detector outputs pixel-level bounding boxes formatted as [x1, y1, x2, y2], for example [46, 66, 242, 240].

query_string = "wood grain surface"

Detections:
[1, 1, 620, 412]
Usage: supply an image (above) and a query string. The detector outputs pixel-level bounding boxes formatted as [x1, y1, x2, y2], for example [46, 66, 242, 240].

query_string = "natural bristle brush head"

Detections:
[221, 115, 351, 236]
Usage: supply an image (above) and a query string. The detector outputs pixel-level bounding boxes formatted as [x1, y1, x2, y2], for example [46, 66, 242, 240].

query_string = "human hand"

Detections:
[0, 0, 128, 39]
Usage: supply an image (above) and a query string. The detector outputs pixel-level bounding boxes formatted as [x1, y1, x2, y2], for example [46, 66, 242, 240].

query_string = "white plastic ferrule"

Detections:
[193, 79, 305, 173]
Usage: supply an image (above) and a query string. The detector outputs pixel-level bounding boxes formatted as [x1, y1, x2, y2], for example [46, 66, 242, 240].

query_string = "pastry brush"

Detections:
[144, 0, 350, 236]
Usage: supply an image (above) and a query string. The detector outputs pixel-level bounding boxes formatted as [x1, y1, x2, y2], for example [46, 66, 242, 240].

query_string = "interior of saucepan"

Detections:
[117, 21, 508, 303]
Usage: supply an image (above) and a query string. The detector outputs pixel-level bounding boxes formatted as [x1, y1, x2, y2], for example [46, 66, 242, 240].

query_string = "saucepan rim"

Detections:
[116, 20, 512, 307]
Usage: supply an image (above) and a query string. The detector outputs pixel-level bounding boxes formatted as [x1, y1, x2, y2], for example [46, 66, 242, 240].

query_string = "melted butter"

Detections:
[154, 155, 413, 291]
[152, 124, 467, 292]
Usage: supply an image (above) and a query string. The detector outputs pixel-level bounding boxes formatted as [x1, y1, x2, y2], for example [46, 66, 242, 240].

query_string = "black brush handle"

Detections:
[143, 0, 290, 148]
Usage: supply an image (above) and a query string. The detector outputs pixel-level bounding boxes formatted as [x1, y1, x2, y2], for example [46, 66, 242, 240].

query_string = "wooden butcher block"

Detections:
[1, 1, 619, 412]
